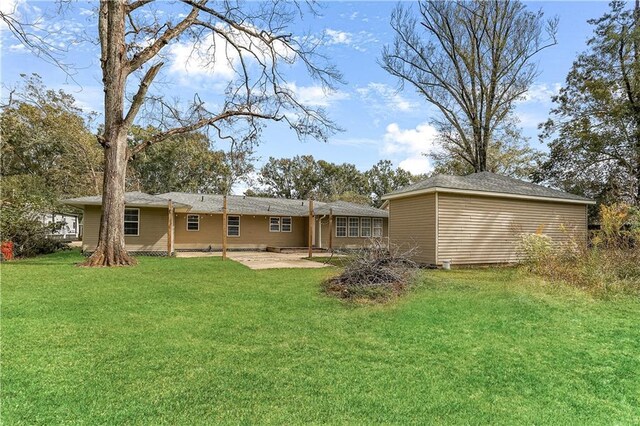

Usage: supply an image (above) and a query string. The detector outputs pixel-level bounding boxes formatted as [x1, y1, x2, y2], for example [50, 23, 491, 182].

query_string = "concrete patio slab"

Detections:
[175, 252, 222, 258]
[175, 250, 332, 269]
[227, 251, 330, 270]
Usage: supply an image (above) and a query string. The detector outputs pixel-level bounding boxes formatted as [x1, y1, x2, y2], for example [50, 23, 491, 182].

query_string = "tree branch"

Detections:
[129, 110, 282, 157]
[126, 4, 201, 73]
[123, 62, 164, 127]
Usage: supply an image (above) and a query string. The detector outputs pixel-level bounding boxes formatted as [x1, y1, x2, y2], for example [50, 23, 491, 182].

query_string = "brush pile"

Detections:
[324, 239, 419, 301]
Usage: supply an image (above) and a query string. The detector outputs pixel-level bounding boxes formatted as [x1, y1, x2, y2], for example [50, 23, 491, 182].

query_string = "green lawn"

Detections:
[2, 251, 639, 424]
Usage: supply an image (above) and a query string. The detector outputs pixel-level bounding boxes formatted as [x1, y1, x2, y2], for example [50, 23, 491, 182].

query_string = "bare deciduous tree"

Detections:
[382, 0, 557, 173]
[6, 0, 342, 266]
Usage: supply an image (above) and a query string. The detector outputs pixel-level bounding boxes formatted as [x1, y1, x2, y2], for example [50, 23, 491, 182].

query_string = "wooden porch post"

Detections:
[328, 208, 333, 250]
[222, 195, 227, 260]
[308, 199, 314, 258]
[167, 199, 174, 256]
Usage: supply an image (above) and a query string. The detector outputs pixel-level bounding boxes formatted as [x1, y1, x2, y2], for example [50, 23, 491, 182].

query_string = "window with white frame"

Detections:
[187, 214, 200, 231]
[124, 208, 139, 236]
[373, 218, 383, 237]
[348, 217, 360, 237]
[360, 217, 372, 237]
[269, 217, 280, 232]
[227, 215, 240, 236]
[336, 217, 347, 237]
[281, 217, 292, 232]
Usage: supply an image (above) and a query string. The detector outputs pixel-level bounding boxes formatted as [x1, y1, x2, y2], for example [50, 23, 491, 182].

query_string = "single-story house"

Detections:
[382, 172, 595, 265]
[63, 192, 388, 255]
[40, 212, 81, 240]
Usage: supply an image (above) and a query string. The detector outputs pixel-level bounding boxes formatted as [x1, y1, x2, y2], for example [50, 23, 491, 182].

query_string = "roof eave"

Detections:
[381, 187, 596, 205]
[62, 200, 191, 209]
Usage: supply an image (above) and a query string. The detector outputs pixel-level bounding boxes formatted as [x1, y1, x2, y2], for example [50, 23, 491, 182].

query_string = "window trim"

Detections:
[227, 215, 240, 237]
[269, 217, 281, 233]
[373, 218, 383, 237]
[124, 207, 140, 237]
[336, 216, 347, 238]
[186, 214, 200, 232]
[281, 216, 292, 233]
[348, 217, 360, 237]
[360, 217, 372, 238]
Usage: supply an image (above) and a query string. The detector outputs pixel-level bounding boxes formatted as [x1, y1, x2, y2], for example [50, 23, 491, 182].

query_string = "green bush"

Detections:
[0, 176, 68, 258]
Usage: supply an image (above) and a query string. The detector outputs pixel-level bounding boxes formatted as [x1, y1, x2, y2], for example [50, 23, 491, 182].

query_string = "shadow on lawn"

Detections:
[2, 249, 84, 266]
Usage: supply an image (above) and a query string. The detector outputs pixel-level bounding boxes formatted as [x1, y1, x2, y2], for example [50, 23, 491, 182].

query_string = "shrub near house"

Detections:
[520, 203, 640, 295]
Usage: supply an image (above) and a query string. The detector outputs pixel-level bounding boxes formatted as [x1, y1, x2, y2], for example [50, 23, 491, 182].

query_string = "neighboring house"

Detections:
[63, 192, 388, 255]
[40, 213, 80, 240]
[382, 172, 595, 265]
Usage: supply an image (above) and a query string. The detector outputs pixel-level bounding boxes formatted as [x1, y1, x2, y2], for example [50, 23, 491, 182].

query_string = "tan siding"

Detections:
[174, 213, 306, 249]
[437, 193, 588, 264]
[82, 206, 168, 252]
[388, 194, 436, 264]
[315, 217, 389, 249]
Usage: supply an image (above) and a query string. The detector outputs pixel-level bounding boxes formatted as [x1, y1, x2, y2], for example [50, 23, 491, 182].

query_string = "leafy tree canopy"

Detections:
[1, 74, 103, 199]
[536, 1, 640, 206]
[250, 157, 423, 206]
[127, 126, 254, 195]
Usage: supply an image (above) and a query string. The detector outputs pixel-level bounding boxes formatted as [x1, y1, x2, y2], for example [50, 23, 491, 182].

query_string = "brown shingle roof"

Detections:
[63, 192, 388, 217]
[383, 172, 594, 203]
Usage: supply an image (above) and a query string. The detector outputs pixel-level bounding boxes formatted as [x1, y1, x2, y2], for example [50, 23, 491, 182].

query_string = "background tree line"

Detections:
[247, 156, 424, 207]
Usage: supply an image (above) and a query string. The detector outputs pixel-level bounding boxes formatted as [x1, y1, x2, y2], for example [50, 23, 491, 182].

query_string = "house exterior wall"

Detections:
[82, 206, 169, 253]
[387, 194, 436, 264]
[82, 207, 388, 253]
[314, 216, 389, 249]
[173, 213, 306, 250]
[436, 193, 588, 265]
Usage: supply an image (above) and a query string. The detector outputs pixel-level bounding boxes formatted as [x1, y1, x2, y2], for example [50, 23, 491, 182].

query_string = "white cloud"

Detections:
[168, 24, 296, 85]
[399, 157, 432, 175]
[520, 82, 561, 104]
[285, 83, 349, 107]
[0, 0, 23, 16]
[0, 0, 25, 32]
[382, 122, 438, 174]
[8, 43, 26, 52]
[326, 29, 352, 45]
[517, 111, 547, 129]
[357, 82, 418, 112]
[168, 32, 239, 82]
[322, 28, 377, 52]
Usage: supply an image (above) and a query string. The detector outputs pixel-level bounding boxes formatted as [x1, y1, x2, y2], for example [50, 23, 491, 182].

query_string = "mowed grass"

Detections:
[2, 251, 640, 424]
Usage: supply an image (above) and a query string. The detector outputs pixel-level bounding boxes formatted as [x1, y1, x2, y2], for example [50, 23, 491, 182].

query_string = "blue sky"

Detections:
[1, 1, 611, 184]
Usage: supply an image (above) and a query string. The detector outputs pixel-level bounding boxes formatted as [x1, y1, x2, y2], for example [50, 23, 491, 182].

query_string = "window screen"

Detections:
[336, 217, 347, 237]
[187, 214, 199, 231]
[373, 218, 383, 237]
[124, 208, 139, 236]
[348, 217, 360, 237]
[281, 217, 292, 232]
[360, 217, 372, 237]
[227, 216, 240, 236]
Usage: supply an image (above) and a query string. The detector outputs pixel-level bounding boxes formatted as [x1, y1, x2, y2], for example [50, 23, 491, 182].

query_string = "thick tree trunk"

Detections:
[82, 0, 136, 266]
[83, 131, 136, 266]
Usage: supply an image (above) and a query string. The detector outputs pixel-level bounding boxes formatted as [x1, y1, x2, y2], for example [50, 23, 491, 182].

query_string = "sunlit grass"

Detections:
[2, 250, 639, 424]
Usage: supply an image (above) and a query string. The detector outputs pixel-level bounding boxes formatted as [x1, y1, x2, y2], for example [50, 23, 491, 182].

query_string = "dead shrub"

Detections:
[323, 239, 419, 302]
[519, 203, 640, 296]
